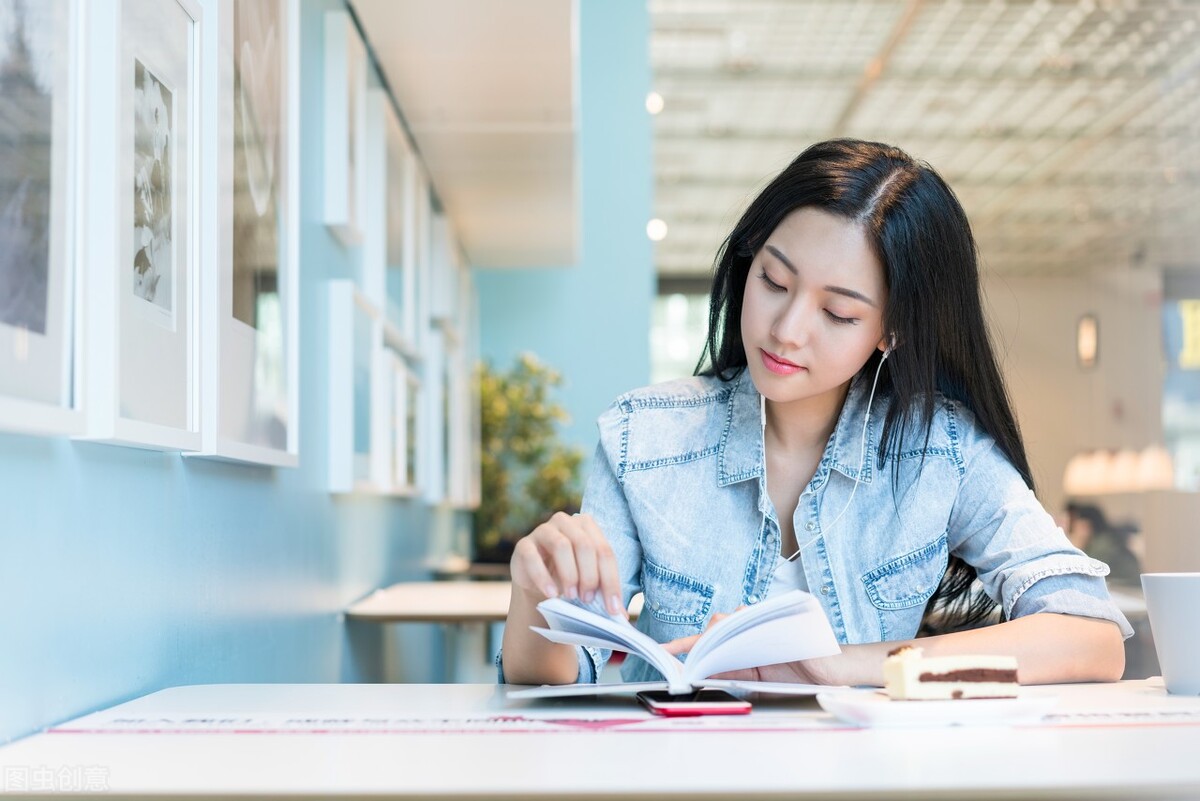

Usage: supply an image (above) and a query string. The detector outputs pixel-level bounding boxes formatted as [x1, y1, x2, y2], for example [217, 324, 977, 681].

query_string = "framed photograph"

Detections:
[322, 8, 366, 247]
[82, 0, 203, 450]
[328, 280, 384, 493]
[0, 0, 84, 436]
[194, 0, 299, 466]
[384, 100, 419, 354]
[386, 345, 420, 494]
[327, 279, 421, 496]
[413, 166, 432, 354]
[360, 86, 386, 308]
[427, 212, 478, 508]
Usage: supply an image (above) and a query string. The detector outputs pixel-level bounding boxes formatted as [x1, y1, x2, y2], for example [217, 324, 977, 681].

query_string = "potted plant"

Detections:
[473, 353, 583, 565]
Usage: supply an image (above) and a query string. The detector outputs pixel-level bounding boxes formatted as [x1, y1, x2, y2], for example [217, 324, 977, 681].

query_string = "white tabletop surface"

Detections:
[345, 581, 643, 623]
[346, 581, 516, 622]
[1, 679, 1199, 799]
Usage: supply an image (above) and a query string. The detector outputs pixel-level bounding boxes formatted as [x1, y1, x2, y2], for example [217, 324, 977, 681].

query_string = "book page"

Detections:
[536, 598, 684, 685]
[533, 590, 840, 694]
[680, 591, 840, 683]
[507, 681, 671, 700]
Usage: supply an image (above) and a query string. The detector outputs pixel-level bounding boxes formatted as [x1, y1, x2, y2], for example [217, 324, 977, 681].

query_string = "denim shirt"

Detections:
[498, 369, 1132, 685]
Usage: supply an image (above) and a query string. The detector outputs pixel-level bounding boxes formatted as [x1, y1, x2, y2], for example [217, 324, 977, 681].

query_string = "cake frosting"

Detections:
[882, 645, 1019, 700]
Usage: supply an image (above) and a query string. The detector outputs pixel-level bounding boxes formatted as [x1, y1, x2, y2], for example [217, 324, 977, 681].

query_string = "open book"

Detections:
[509, 589, 841, 698]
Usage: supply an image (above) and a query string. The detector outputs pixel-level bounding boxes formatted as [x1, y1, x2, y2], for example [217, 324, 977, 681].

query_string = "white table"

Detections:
[345, 581, 513, 683]
[345, 581, 644, 623]
[345, 582, 643, 681]
[1, 680, 1198, 799]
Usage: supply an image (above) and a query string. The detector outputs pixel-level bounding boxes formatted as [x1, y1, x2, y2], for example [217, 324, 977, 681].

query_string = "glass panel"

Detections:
[351, 302, 373, 484]
[443, 361, 453, 498]
[405, 374, 419, 488]
[650, 292, 710, 384]
[384, 111, 406, 327]
[0, 0, 74, 409]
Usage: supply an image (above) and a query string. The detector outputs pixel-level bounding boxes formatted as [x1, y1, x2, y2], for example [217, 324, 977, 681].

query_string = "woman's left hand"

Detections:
[662, 608, 845, 685]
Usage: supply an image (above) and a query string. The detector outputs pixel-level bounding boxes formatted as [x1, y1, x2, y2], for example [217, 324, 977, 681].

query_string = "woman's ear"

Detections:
[878, 333, 897, 356]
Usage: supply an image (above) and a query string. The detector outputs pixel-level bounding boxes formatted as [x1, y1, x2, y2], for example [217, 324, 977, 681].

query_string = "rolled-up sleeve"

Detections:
[495, 643, 599, 685]
[946, 409, 1133, 639]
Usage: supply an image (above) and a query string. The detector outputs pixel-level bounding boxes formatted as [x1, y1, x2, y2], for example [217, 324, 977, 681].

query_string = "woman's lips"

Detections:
[760, 348, 805, 376]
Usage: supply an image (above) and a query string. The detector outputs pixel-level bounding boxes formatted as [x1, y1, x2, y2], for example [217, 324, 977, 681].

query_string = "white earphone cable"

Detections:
[768, 348, 890, 563]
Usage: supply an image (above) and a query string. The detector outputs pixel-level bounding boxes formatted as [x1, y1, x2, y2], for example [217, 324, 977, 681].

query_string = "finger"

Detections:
[576, 514, 623, 615]
[705, 612, 729, 630]
[511, 535, 559, 600]
[533, 523, 581, 600]
[662, 633, 703, 656]
[554, 512, 601, 603]
[710, 667, 761, 682]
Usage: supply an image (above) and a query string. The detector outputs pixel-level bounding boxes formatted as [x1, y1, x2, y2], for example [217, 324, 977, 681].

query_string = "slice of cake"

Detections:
[883, 646, 1019, 700]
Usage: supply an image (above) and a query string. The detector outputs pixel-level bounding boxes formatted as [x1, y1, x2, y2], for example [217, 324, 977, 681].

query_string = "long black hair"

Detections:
[698, 138, 1030, 635]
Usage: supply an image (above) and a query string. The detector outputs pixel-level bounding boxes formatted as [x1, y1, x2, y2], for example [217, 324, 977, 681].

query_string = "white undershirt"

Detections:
[769, 552, 810, 597]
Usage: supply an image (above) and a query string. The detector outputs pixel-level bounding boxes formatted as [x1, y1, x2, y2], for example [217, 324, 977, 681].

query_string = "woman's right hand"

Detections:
[510, 511, 626, 616]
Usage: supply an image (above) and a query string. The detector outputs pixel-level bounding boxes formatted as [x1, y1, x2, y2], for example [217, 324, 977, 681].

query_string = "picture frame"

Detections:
[0, 0, 85, 437]
[361, 86, 387, 308]
[322, 8, 367, 247]
[428, 211, 479, 509]
[386, 345, 421, 495]
[81, 0, 204, 451]
[327, 280, 421, 496]
[194, 0, 300, 466]
[413, 166, 433, 355]
[384, 100, 417, 353]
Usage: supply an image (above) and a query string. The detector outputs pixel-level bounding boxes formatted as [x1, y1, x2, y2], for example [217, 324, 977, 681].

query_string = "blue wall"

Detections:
[0, 0, 465, 745]
[475, 0, 654, 455]
[0, 0, 652, 745]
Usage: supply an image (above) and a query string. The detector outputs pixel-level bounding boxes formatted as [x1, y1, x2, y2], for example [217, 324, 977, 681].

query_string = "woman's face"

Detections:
[740, 207, 888, 406]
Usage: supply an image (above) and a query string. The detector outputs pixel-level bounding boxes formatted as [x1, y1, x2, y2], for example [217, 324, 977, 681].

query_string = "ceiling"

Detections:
[651, 0, 1200, 280]
[351, 0, 578, 268]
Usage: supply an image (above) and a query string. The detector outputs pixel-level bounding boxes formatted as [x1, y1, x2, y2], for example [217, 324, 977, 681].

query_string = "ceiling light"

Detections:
[1077, 313, 1099, 369]
[647, 218, 669, 242]
[645, 91, 664, 115]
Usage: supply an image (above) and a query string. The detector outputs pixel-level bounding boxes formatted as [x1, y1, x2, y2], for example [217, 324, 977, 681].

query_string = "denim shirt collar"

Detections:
[716, 368, 878, 488]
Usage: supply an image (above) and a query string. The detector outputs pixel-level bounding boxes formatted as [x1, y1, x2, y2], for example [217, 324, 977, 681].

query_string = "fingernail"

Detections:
[566, 586, 578, 600]
[544, 585, 558, 599]
[609, 595, 623, 615]
[583, 590, 595, 604]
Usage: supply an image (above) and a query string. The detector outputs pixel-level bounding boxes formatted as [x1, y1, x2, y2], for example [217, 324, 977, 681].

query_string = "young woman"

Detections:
[499, 139, 1131, 689]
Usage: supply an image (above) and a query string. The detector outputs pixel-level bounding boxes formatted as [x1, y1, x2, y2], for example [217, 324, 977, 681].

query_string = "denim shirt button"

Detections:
[748, 594, 759, 604]
[821, 585, 830, 595]
[805, 522, 816, 532]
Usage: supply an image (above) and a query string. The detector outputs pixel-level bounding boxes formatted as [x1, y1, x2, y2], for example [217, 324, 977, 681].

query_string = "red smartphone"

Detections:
[636, 689, 752, 717]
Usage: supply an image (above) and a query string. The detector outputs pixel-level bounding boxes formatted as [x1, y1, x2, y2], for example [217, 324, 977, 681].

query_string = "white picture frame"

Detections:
[413, 167, 433, 354]
[427, 212, 478, 509]
[0, 0, 85, 437]
[327, 279, 421, 496]
[386, 346, 420, 495]
[322, 8, 366, 247]
[384, 101, 417, 354]
[193, 0, 299, 466]
[81, 0, 204, 451]
[360, 86, 387, 308]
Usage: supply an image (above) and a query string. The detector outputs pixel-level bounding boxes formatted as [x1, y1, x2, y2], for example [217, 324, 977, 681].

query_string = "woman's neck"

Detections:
[764, 382, 851, 456]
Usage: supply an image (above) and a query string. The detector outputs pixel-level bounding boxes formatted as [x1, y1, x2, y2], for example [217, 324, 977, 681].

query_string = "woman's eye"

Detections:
[757, 270, 784, 292]
[825, 310, 857, 325]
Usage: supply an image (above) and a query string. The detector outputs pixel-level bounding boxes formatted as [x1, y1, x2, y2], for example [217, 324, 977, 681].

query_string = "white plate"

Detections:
[816, 690, 1057, 728]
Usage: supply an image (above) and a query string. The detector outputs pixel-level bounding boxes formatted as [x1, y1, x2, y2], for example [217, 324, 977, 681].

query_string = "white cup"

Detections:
[1141, 573, 1200, 695]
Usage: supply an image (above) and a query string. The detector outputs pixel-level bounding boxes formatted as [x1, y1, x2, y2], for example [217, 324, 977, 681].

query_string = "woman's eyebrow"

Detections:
[764, 244, 878, 307]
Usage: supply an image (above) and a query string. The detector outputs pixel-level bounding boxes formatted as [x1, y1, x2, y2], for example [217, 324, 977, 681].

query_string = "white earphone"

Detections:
[768, 334, 895, 563]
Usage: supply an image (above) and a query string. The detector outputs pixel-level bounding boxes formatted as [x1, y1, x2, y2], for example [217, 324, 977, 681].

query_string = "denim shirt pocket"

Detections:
[641, 558, 714, 629]
[860, 534, 949, 640]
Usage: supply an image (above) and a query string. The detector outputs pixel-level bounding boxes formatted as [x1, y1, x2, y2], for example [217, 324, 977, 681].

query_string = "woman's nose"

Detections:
[770, 299, 813, 348]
